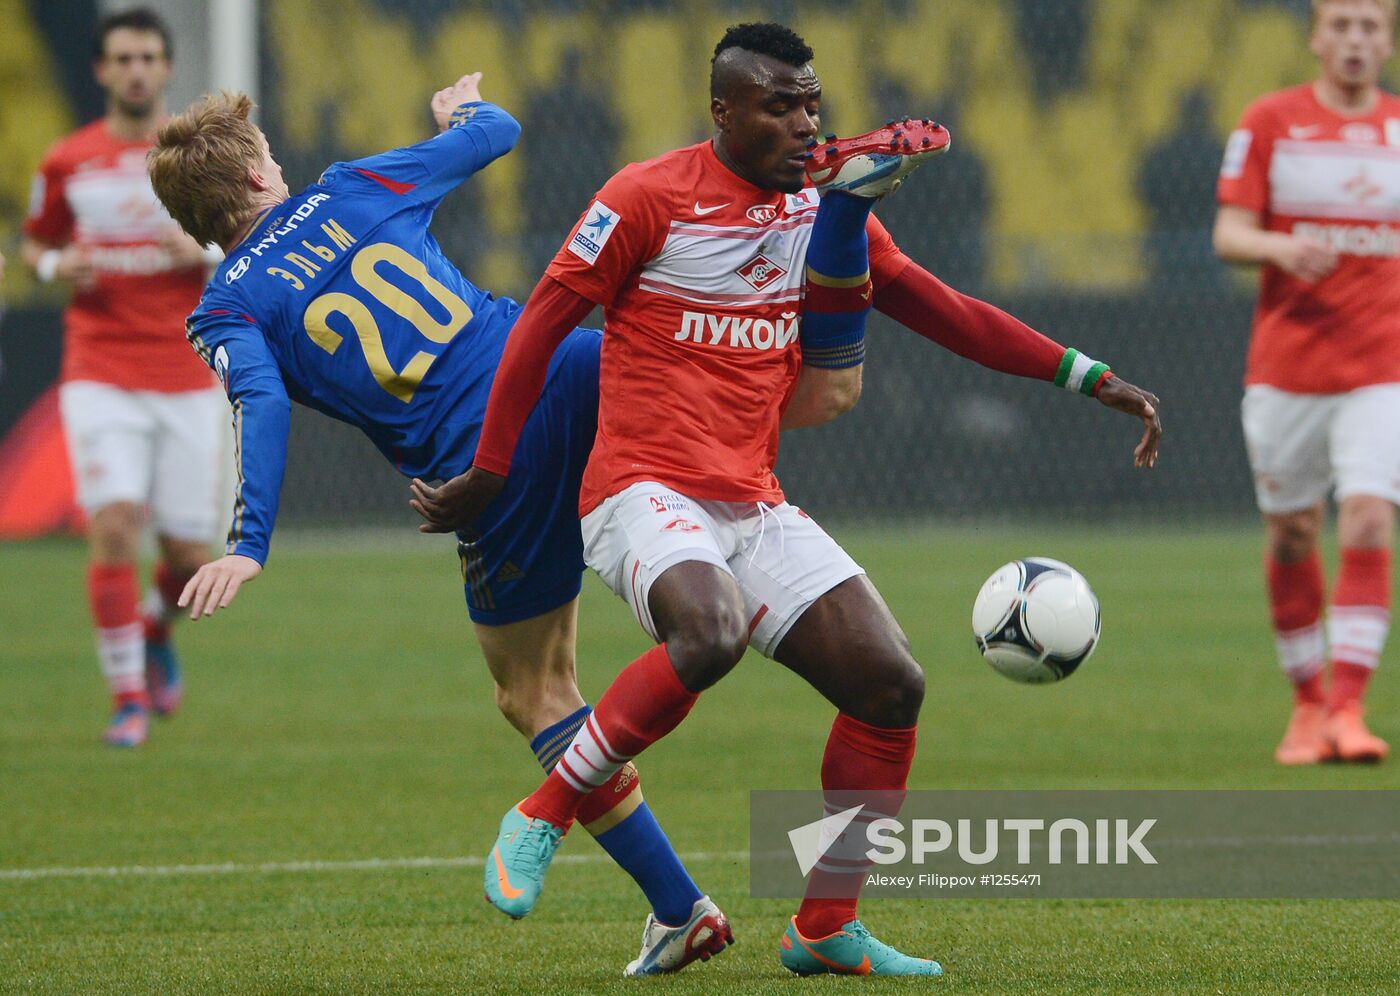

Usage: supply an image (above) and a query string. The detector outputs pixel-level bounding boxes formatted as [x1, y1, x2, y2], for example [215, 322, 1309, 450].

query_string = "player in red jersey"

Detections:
[21, 9, 224, 747]
[414, 22, 1160, 977]
[1215, 0, 1398, 765]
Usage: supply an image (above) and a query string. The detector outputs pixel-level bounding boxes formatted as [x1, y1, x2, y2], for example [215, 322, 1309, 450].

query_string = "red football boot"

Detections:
[805, 118, 952, 198]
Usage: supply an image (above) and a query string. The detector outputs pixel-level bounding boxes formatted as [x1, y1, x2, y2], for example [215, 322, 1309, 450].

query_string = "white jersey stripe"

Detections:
[638, 278, 803, 307]
[667, 215, 816, 241]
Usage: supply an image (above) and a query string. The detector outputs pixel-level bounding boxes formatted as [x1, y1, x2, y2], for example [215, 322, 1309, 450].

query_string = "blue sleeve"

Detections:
[186, 311, 291, 566]
[340, 101, 521, 208]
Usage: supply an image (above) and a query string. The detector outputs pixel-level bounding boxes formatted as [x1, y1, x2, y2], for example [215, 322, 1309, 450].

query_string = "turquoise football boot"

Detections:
[779, 917, 943, 977]
[483, 805, 564, 919]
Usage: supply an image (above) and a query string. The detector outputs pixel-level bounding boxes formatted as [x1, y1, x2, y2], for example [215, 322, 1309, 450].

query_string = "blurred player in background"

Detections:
[21, 8, 224, 748]
[148, 73, 790, 977]
[418, 22, 1160, 978]
[1215, 0, 1397, 764]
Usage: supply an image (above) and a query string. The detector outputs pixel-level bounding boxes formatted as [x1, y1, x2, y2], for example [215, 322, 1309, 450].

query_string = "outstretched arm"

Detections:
[410, 275, 594, 532]
[179, 315, 292, 616]
[873, 256, 1160, 467]
[342, 73, 521, 208]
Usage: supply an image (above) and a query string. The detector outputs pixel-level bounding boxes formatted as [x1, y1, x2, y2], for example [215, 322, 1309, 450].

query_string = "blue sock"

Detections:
[530, 706, 703, 926]
[529, 704, 590, 772]
[806, 190, 873, 278]
[594, 801, 702, 926]
[802, 192, 875, 369]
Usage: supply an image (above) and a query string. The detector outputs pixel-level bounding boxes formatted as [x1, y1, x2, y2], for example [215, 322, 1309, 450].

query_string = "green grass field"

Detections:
[3, 524, 1399, 993]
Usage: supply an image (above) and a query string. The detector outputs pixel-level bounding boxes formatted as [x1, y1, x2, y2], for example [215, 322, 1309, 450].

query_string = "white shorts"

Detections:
[1241, 383, 1400, 514]
[581, 481, 865, 659]
[59, 380, 231, 542]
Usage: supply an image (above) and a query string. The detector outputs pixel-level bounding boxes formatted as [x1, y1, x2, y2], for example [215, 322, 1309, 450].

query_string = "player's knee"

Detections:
[1266, 509, 1322, 561]
[1339, 496, 1395, 548]
[666, 606, 749, 691]
[859, 654, 925, 729]
[89, 503, 143, 563]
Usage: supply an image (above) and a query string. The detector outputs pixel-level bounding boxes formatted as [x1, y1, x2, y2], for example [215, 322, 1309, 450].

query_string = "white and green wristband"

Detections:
[1054, 348, 1111, 397]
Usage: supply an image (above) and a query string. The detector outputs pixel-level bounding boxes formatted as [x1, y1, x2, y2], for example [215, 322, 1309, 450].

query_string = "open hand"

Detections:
[1095, 375, 1161, 469]
[410, 467, 506, 533]
[178, 554, 263, 619]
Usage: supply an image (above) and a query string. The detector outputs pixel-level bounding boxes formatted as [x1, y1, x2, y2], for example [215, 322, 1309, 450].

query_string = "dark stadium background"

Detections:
[0, 0, 1334, 524]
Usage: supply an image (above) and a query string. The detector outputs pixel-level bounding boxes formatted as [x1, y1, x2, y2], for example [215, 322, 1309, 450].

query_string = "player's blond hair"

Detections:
[149, 92, 263, 248]
[1312, 0, 1397, 29]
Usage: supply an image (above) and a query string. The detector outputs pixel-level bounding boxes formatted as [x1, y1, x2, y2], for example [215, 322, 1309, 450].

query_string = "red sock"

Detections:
[87, 563, 147, 704]
[577, 763, 642, 829]
[1331, 661, 1374, 708]
[1328, 547, 1391, 710]
[796, 713, 916, 939]
[804, 276, 874, 314]
[523, 645, 697, 827]
[89, 563, 139, 628]
[1266, 551, 1326, 705]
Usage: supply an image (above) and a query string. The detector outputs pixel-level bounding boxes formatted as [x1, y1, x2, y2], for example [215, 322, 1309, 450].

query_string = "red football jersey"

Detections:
[547, 141, 901, 513]
[25, 120, 213, 392]
[1218, 83, 1400, 393]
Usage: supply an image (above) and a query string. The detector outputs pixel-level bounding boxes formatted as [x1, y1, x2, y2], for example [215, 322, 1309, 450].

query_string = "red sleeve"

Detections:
[545, 164, 670, 306]
[472, 276, 596, 475]
[23, 148, 74, 245]
[865, 214, 906, 287]
[1217, 100, 1272, 213]
[872, 254, 1066, 381]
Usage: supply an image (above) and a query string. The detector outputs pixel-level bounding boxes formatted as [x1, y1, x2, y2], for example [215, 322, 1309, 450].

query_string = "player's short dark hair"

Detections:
[94, 7, 173, 60]
[711, 23, 814, 95]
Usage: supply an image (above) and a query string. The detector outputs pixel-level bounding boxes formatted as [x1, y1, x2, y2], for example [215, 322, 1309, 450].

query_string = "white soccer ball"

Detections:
[971, 558, 1101, 684]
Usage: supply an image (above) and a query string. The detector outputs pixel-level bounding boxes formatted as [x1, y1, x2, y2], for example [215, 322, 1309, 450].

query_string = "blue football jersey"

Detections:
[187, 102, 531, 564]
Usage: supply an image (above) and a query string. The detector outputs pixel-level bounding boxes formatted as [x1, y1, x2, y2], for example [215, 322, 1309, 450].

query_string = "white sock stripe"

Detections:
[585, 714, 623, 765]
[97, 622, 144, 640]
[1330, 645, 1382, 669]
[1329, 606, 1391, 622]
[822, 810, 897, 827]
[1275, 622, 1325, 677]
[1328, 612, 1390, 652]
[142, 587, 167, 618]
[107, 673, 146, 694]
[814, 857, 874, 874]
[96, 624, 144, 686]
[554, 756, 593, 793]
[567, 743, 607, 777]
[561, 718, 623, 788]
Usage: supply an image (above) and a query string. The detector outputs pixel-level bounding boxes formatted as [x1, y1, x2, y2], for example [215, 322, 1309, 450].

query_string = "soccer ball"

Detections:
[971, 558, 1100, 684]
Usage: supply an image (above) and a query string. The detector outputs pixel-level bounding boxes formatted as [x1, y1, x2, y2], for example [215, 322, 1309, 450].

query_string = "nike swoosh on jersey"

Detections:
[693, 201, 731, 215]
[1289, 125, 1323, 139]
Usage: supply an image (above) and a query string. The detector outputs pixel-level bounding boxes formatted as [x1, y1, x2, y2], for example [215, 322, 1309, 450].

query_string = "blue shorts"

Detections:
[458, 327, 600, 626]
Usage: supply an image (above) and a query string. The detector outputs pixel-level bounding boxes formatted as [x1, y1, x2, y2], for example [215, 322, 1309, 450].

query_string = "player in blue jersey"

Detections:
[148, 74, 745, 975]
